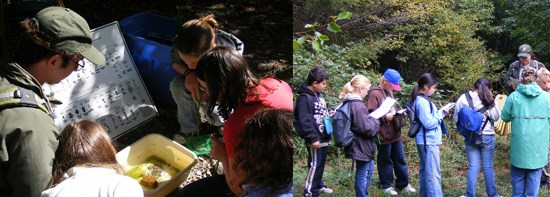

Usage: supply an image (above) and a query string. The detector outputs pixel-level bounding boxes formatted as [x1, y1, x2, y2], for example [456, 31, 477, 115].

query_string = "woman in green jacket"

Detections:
[501, 67, 550, 197]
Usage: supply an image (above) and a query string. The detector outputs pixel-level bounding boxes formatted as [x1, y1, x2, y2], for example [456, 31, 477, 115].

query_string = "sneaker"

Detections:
[318, 187, 333, 194]
[401, 184, 416, 193]
[383, 187, 398, 196]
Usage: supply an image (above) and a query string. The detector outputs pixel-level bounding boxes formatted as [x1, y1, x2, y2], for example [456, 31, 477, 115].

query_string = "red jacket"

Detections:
[224, 77, 293, 158]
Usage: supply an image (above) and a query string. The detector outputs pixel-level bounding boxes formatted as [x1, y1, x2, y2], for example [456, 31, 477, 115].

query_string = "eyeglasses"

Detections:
[70, 54, 85, 71]
[75, 59, 85, 71]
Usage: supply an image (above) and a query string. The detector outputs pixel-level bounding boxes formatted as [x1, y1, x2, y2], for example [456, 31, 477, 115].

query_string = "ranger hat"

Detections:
[34, 7, 105, 65]
[517, 44, 532, 58]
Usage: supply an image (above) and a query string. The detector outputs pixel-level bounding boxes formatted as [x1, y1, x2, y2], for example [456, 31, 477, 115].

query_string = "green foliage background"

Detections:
[293, 0, 550, 97]
[292, 0, 550, 196]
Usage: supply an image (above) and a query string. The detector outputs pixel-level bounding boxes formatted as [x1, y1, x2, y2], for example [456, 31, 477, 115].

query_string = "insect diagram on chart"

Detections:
[43, 22, 158, 138]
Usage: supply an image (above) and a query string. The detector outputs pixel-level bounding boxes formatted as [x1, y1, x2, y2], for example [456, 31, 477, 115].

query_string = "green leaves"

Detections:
[312, 40, 323, 51]
[293, 11, 353, 51]
[327, 21, 342, 33]
[336, 11, 352, 20]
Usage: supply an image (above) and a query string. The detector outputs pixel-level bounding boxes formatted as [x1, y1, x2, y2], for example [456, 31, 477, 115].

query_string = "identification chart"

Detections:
[43, 21, 158, 138]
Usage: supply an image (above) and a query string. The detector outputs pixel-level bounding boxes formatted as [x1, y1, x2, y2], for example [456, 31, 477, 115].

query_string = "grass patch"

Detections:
[293, 124, 550, 196]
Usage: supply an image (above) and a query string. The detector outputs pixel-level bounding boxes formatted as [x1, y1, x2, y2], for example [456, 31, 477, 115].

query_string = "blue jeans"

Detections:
[417, 144, 442, 197]
[355, 160, 374, 197]
[303, 146, 328, 197]
[377, 140, 410, 189]
[511, 165, 542, 197]
[170, 75, 224, 133]
[465, 135, 499, 197]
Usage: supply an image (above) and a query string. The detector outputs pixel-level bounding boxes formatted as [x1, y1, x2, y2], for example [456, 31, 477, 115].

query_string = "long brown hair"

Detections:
[472, 77, 495, 108]
[51, 120, 122, 185]
[195, 46, 260, 119]
[233, 108, 294, 195]
[173, 14, 219, 55]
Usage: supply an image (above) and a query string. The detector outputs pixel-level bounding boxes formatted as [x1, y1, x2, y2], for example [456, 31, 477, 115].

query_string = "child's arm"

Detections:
[416, 98, 443, 130]
[295, 95, 320, 144]
[210, 136, 245, 196]
[453, 94, 466, 123]
[352, 103, 381, 137]
[365, 89, 388, 123]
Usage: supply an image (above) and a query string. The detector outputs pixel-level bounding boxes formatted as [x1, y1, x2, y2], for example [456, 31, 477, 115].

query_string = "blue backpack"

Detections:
[331, 100, 354, 147]
[457, 92, 489, 144]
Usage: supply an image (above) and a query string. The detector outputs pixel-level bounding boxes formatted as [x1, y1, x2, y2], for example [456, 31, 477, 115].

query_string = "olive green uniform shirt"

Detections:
[0, 61, 59, 197]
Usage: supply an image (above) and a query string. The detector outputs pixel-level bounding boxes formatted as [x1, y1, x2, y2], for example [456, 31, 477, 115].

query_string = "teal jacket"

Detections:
[0, 61, 59, 197]
[501, 82, 550, 169]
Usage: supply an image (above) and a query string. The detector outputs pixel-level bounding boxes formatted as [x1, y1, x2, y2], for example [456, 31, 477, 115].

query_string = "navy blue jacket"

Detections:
[294, 83, 330, 144]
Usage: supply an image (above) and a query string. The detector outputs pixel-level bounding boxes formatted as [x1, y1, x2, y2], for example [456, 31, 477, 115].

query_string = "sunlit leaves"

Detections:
[293, 11, 352, 51]
[336, 11, 352, 20]
[327, 21, 342, 33]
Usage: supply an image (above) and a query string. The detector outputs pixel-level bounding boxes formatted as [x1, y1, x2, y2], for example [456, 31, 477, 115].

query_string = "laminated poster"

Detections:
[43, 21, 158, 138]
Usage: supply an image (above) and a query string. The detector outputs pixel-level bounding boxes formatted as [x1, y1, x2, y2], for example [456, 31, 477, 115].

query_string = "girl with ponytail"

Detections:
[409, 73, 448, 197]
[170, 14, 245, 143]
[452, 78, 501, 197]
[338, 75, 381, 197]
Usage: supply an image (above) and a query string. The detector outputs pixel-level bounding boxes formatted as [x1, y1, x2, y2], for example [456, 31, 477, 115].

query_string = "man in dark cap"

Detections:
[504, 44, 546, 93]
[0, 6, 105, 197]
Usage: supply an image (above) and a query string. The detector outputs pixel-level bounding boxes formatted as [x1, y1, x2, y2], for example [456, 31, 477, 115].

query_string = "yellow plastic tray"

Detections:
[116, 133, 197, 197]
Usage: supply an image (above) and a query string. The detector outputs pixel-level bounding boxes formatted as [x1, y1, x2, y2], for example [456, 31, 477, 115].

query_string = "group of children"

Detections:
[295, 46, 550, 197]
[0, 6, 295, 197]
[40, 45, 295, 196]
[295, 67, 416, 197]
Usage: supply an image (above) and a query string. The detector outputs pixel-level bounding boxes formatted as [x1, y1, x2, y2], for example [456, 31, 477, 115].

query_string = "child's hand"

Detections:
[442, 109, 450, 116]
[210, 135, 227, 161]
[310, 141, 321, 149]
[385, 109, 396, 121]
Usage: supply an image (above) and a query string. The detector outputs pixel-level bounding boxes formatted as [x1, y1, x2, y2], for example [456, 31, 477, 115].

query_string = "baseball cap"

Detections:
[383, 68, 402, 91]
[34, 7, 105, 65]
[517, 44, 532, 58]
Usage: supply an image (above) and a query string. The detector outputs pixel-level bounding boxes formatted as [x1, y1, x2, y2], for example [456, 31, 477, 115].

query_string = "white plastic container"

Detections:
[116, 133, 197, 197]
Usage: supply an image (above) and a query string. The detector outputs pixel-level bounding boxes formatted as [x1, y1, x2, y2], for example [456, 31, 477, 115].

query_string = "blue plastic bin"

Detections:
[119, 12, 179, 107]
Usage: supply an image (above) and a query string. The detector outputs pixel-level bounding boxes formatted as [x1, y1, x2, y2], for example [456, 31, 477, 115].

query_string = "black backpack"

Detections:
[406, 95, 432, 138]
[331, 100, 354, 147]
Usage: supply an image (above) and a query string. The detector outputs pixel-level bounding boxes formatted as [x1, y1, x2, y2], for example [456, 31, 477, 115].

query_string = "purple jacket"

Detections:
[342, 94, 380, 161]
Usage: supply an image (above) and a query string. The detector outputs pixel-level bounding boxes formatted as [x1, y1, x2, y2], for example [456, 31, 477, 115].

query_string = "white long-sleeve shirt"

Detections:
[453, 91, 500, 135]
[41, 167, 143, 197]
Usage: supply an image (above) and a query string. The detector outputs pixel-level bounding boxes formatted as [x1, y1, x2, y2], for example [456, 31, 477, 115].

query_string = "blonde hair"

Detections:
[537, 67, 550, 83]
[338, 75, 371, 100]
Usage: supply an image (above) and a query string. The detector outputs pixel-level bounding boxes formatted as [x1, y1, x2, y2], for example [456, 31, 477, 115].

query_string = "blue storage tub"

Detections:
[119, 12, 179, 107]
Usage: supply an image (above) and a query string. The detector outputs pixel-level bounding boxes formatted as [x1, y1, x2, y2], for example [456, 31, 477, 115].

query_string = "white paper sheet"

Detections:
[369, 98, 397, 119]
[440, 102, 456, 112]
